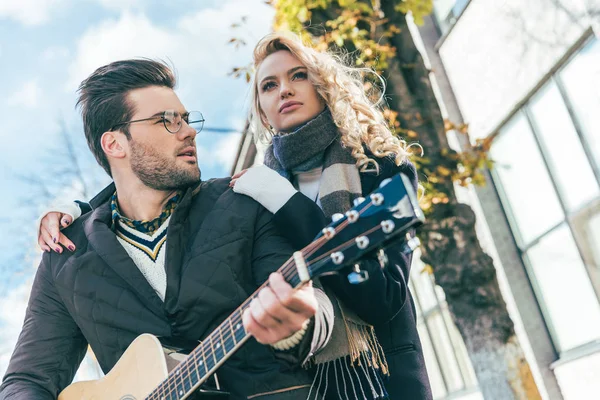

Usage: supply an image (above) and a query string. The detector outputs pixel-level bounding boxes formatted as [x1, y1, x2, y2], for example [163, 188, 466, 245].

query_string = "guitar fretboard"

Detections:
[145, 261, 305, 400]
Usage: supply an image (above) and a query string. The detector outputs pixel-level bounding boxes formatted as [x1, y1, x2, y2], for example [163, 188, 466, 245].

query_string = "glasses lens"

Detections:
[187, 111, 205, 133]
[163, 110, 182, 134]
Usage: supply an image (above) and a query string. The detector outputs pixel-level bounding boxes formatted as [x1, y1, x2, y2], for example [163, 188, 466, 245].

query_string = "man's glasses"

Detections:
[110, 110, 205, 134]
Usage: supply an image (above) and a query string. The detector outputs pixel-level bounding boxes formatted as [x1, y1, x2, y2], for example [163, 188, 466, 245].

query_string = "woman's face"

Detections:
[256, 50, 325, 133]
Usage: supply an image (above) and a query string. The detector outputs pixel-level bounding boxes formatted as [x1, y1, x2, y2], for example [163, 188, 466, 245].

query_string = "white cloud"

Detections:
[0, 280, 31, 375]
[0, 0, 65, 26]
[7, 80, 42, 108]
[94, 0, 143, 11]
[67, 0, 275, 90]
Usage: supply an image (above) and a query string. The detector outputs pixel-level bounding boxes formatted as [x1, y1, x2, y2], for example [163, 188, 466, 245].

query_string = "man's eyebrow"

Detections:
[259, 66, 307, 85]
[148, 110, 189, 117]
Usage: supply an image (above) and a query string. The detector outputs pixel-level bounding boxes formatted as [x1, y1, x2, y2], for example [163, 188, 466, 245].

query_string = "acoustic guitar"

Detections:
[58, 173, 424, 400]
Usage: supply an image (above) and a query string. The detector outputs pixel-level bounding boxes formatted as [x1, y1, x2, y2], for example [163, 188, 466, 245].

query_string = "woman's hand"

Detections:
[38, 212, 76, 253]
[229, 168, 249, 188]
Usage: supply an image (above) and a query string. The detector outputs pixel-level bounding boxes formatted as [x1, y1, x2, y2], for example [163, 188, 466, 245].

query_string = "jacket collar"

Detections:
[82, 181, 202, 317]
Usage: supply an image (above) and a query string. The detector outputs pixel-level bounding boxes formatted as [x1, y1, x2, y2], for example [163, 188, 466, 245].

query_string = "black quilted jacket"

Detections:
[0, 178, 313, 400]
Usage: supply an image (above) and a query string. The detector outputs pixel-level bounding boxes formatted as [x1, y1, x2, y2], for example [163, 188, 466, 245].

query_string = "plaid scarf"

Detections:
[264, 109, 389, 399]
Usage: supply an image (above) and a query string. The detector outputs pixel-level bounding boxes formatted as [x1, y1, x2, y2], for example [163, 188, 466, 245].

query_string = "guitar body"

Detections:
[58, 334, 169, 400]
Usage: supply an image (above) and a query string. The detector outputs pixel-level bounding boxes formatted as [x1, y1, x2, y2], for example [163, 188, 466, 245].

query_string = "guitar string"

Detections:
[146, 197, 389, 399]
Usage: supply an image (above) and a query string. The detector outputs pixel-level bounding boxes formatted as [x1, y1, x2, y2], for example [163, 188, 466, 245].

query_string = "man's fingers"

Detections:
[243, 309, 276, 344]
[269, 273, 317, 317]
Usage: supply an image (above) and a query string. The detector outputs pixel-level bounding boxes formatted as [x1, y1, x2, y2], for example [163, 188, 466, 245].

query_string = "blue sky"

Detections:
[0, 0, 275, 375]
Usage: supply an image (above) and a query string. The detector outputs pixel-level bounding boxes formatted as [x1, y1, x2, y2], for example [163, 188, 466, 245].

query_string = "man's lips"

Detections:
[279, 101, 302, 113]
[177, 146, 197, 161]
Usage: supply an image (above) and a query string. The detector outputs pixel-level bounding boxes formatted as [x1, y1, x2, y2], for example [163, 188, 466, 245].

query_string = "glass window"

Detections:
[410, 261, 481, 399]
[433, 0, 470, 34]
[559, 39, 600, 171]
[571, 200, 600, 292]
[417, 322, 448, 399]
[491, 113, 565, 245]
[529, 80, 600, 212]
[525, 224, 600, 352]
[426, 310, 465, 392]
[491, 37, 600, 353]
[412, 250, 440, 311]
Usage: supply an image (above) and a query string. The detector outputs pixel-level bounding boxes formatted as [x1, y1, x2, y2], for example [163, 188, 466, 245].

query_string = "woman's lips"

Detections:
[280, 103, 302, 114]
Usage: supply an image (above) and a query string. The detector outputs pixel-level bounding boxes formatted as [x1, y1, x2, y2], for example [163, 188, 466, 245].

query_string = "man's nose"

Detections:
[177, 120, 197, 140]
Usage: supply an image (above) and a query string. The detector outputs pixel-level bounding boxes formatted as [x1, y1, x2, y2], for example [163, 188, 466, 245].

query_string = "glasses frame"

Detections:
[110, 110, 205, 134]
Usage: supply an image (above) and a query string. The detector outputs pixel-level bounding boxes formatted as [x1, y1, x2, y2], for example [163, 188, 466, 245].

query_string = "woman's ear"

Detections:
[101, 131, 127, 160]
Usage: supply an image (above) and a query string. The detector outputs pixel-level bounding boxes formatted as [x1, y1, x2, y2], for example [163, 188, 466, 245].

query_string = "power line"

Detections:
[202, 126, 247, 134]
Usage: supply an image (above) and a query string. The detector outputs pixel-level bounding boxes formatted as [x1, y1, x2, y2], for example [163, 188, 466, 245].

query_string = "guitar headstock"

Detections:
[303, 173, 425, 280]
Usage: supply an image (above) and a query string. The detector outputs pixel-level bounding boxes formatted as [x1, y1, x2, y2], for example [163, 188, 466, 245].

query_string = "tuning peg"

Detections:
[348, 263, 369, 284]
[402, 234, 421, 254]
[355, 236, 370, 250]
[377, 249, 388, 269]
[322, 227, 336, 239]
[345, 210, 359, 223]
[379, 178, 392, 188]
[332, 213, 344, 222]
[380, 220, 395, 234]
[331, 252, 345, 265]
[370, 193, 384, 206]
[353, 197, 366, 206]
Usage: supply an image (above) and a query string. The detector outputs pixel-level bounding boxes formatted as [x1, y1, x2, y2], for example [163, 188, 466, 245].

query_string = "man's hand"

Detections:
[243, 272, 317, 345]
[38, 212, 75, 253]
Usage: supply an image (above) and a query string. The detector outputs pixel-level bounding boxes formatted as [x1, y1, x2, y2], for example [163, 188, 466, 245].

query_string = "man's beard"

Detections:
[130, 139, 200, 191]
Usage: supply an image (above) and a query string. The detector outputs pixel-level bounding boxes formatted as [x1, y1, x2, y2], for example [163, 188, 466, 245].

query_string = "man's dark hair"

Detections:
[77, 59, 176, 176]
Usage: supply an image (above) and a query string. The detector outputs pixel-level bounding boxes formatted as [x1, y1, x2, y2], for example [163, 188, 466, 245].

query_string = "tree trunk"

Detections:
[304, 1, 544, 398]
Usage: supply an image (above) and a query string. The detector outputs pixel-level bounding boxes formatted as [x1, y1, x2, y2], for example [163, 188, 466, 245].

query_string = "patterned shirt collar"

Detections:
[110, 191, 181, 234]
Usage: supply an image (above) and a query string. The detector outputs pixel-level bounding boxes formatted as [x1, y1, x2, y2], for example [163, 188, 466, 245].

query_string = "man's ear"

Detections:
[101, 131, 127, 160]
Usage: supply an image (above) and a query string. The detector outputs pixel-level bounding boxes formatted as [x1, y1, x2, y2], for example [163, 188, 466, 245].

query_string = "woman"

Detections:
[38, 32, 432, 399]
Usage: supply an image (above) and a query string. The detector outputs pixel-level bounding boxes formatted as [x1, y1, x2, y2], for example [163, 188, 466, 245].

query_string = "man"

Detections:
[0, 59, 327, 399]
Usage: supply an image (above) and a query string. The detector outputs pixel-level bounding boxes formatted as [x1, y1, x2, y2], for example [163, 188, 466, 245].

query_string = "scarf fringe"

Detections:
[306, 353, 389, 399]
[343, 320, 389, 376]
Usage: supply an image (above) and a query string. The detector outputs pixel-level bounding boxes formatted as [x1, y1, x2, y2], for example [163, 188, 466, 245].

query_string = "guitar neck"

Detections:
[145, 258, 305, 400]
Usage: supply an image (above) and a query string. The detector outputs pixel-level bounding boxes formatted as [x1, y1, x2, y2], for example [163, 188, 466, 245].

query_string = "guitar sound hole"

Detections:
[120, 396, 136, 400]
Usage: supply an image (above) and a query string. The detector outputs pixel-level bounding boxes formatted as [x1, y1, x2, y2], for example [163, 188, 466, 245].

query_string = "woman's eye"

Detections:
[262, 81, 276, 91]
[155, 118, 165, 124]
[292, 71, 308, 80]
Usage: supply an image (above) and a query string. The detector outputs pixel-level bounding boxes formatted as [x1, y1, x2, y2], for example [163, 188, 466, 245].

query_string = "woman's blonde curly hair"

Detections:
[250, 31, 411, 172]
